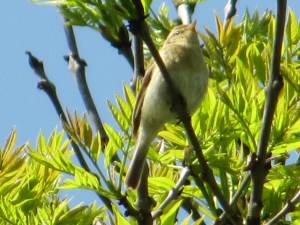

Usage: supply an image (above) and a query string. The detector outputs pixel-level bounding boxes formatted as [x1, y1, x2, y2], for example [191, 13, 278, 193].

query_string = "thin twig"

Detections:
[25, 51, 113, 212]
[152, 167, 190, 219]
[63, 18, 109, 146]
[246, 1, 286, 224]
[26, 51, 88, 170]
[265, 189, 300, 225]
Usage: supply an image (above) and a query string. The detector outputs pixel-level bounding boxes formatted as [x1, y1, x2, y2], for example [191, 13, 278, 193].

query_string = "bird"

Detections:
[125, 22, 209, 189]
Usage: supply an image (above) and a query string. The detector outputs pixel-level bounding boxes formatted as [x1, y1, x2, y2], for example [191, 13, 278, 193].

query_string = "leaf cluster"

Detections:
[0, 130, 102, 225]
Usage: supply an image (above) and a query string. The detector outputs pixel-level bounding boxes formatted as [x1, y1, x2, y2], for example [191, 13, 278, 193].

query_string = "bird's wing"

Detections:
[132, 63, 155, 137]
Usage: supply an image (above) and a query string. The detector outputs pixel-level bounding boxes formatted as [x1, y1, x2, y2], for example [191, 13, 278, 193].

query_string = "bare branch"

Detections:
[26, 51, 113, 212]
[63, 19, 109, 147]
[152, 167, 190, 219]
[246, 1, 287, 224]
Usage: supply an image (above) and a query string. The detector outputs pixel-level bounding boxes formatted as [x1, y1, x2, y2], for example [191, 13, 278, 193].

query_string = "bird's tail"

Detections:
[125, 131, 153, 189]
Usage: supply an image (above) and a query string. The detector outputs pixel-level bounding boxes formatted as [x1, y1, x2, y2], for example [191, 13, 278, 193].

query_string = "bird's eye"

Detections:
[174, 31, 181, 35]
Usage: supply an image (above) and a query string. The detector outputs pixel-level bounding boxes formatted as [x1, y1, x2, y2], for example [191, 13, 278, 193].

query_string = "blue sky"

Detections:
[1, 0, 300, 209]
[1, 0, 299, 146]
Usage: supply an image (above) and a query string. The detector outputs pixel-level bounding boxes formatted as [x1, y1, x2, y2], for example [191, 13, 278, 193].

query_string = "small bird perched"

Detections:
[125, 22, 209, 189]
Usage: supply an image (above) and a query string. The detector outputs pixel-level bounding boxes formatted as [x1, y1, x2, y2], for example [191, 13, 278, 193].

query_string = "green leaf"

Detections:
[271, 138, 300, 155]
[112, 204, 131, 225]
[123, 84, 136, 110]
[141, 0, 152, 14]
[116, 95, 131, 124]
[159, 149, 184, 164]
[160, 200, 182, 225]
[182, 185, 203, 199]
[3, 129, 17, 154]
[108, 100, 130, 133]
[148, 177, 175, 195]
[90, 133, 102, 161]
[104, 124, 123, 167]
[287, 10, 300, 45]
[159, 130, 186, 146]
[60, 168, 117, 199]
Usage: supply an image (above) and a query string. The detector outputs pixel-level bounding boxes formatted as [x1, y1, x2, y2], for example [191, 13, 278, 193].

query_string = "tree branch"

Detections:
[26, 51, 113, 212]
[265, 189, 300, 225]
[152, 167, 190, 219]
[131, 35, 145, 91]
[63, 19, 109, 147]
[246, 1, 286, 224]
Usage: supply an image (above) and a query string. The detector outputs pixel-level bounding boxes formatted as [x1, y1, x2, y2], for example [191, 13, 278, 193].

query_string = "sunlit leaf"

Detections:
[160, 200, 182, 225]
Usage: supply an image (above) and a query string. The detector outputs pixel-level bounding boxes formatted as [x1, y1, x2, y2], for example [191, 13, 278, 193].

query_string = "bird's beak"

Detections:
[188, 21, 197, 32]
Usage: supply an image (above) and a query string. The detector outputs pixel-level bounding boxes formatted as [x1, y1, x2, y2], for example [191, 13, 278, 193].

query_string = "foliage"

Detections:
[3, 0, 300, 224]
[0, 130, 102, 225]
